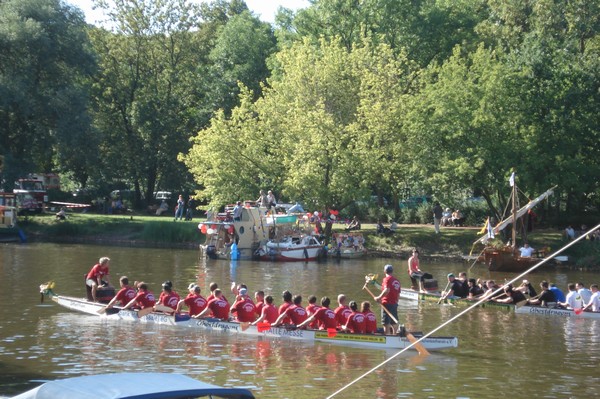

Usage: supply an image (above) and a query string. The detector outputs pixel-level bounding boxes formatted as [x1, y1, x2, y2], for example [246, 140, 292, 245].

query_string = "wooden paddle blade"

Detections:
[97, 307, 107, 314]
[406, 333, 430, 356]
[327, 328, 337, 338]
[257, 321, 271, 332]
[240, 322, 251, 331]
[154, 304, 175, 313]
[137, 307, 154, 318]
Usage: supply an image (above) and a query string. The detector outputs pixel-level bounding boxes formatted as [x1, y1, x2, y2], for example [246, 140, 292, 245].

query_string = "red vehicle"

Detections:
[14, 178, 47, 213]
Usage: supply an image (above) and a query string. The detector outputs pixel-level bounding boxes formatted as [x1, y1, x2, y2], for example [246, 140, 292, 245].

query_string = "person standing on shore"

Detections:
[374, 264, 401, 335]
[433, 202, 443, 234]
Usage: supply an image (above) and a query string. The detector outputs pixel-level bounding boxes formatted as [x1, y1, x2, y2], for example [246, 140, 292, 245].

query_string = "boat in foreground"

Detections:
[10, 372, 255, 399]
[45, 291, 458, 352]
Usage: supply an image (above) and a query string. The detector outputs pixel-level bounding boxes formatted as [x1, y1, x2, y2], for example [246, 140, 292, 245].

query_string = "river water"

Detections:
[1, 242, 599, 398]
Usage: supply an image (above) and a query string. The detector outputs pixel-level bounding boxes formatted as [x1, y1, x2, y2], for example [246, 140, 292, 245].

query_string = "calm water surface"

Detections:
[1, 242, 599, 398]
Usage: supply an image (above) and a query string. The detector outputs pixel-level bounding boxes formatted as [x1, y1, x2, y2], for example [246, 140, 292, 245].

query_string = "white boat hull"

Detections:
[50, 294, 458, 351]
[515, 305, 600, 319]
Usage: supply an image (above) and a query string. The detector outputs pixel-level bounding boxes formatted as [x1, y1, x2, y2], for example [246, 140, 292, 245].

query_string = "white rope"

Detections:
[326, 223, 600, 399]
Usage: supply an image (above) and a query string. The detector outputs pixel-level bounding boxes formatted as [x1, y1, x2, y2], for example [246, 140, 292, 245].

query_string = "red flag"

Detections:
[575, 308, 583, 315]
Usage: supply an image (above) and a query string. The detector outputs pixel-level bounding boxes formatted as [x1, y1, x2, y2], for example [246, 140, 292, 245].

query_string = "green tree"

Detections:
[90, 0, 205, 205]
[207, 11, 277, 115]
[0, 0, 96, 181]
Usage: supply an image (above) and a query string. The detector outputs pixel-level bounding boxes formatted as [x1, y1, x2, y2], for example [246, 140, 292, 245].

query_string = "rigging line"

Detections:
[326, 223, 600, 399]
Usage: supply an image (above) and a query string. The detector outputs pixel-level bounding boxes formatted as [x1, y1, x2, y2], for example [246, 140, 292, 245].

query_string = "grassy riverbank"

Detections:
[17, 212, 582, 263]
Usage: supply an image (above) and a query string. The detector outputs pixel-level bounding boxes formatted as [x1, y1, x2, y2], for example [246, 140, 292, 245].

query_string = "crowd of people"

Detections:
[434, 269, 600, 311]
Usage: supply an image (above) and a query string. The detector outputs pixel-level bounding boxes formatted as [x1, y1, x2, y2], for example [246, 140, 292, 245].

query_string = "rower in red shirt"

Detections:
[362, 301, 378, 334]
[273, 295, 308, 326]
[103, 276, 136, 311]
[278, 290, 293, 324]
[297, 297, 336, 330]
[305, 295, 321, 329]
[333, 294, 353, 328]
[123, 282, 156, 310]
[176, 283, 207, 316]
[343, 301, 366, 333]
[254, 290, 265, 316]
[252, 295, 279, 325]
[157, 281, 180, 311]
[196, 289, 229, 320]
[230, 288, 257, 322]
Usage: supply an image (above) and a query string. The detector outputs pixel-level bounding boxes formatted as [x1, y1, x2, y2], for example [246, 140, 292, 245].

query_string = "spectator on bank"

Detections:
[174, 195, 185, 221]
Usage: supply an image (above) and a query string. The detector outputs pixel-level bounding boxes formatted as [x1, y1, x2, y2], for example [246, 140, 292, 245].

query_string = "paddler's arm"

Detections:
[296, 314, 314, 329]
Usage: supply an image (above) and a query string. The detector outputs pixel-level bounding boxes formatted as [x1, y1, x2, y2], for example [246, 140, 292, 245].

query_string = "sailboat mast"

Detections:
[511, 175, 517, 248]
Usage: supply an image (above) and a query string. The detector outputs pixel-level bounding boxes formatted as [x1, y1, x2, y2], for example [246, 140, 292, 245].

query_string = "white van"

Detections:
[154, 191, 172, 201]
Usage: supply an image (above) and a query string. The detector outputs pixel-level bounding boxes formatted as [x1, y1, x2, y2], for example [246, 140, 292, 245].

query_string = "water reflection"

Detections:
[1, 243, 600, 398]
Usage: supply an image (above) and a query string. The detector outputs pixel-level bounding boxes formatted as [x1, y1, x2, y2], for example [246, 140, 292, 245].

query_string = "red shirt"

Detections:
[114, 286, 136, 306]
[255, 300, 265, 316]
[159, 292, 181, 310]
[86, 263, 109, 281]
[345, 311, 366, 333]
[232, 297, 257, 322]
[305, 303, 320, 329]
[134, 290, 156, 309]
[184, 293, 207, 316]
[207, 297, 229, 320]
[334, 305, 352, 327]
[314, 307, 337, 329]
[278, 301, 293, 324]
[284, 305, 308, 325]
[364, 310, 377, 333]
[381, 274, 401, 305]
[260, 304, 279, 323]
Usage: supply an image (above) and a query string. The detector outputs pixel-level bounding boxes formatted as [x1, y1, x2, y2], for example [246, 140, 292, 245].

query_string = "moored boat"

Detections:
[328, 233, 367, 259]
[10, 372, 255, 399]
[42, 289, 459, 352]
[255, 234, 326, 261]
[199, 204, 268, 260]
[471, 178, 556, 272]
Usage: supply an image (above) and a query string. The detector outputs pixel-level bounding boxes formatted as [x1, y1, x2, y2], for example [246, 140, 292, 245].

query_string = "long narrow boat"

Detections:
[399, 288, 600, 319]
[514, 305, 600, 319]
[45, 291, 458, 351]
[399, 288, 513, 311]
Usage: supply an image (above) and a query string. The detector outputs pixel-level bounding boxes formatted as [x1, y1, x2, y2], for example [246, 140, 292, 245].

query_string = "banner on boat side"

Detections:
[314, 331, 387, 343]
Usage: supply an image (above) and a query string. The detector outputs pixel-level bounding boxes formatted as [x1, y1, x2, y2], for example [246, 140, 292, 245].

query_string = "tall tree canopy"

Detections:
[0, 0, 95, 187]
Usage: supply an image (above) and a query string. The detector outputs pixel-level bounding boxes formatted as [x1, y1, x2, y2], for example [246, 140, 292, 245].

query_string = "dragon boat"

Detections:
[40, 284, 458, 352]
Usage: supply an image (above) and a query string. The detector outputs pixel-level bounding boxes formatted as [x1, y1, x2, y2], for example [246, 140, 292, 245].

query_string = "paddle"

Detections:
[137, 307, 154, 318]
[257, 321, 271, 332]
[362, 284, 430, 356]
[437, 281, 451, 305]
[327, 328, 338, 338]
[154, 304, 176, 314]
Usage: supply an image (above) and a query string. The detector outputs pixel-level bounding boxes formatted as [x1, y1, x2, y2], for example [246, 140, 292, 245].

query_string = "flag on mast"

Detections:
[509, 172, 515, 187]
